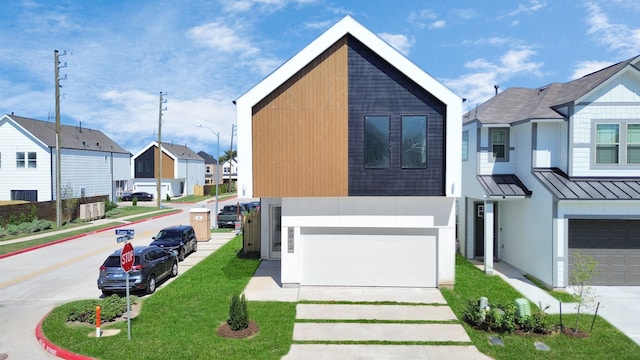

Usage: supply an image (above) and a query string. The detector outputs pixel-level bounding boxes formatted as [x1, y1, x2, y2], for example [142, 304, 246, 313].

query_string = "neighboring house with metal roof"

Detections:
[131, 141, 204, 199]
[459, 55, 640, 287]
[236, 16, 462, 288]
[0, 114, 131, 202]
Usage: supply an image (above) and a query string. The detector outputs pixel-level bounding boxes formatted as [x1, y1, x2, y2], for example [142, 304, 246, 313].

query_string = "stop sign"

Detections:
[121, 242, 134, 272]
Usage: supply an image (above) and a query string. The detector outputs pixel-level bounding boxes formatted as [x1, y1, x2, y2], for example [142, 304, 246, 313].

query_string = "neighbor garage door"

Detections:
[568, 219, 640, 285]
[301, 228, 437, 287]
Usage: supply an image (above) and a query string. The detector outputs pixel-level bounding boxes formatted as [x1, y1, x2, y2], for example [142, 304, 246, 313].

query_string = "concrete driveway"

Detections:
[243, 260, 491, 360]
[590, 286, 640, 346]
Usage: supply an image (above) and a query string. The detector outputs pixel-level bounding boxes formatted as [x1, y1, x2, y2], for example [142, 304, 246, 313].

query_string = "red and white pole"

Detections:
[96, 305, 101, 337]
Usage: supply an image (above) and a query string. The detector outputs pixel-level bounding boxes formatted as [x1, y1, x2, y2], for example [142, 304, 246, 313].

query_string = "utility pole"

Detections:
[157, 92, 167, 208]
[197, 125, 220, 227]
[227, 124, 236, 192]
[54, 50, 67, 227]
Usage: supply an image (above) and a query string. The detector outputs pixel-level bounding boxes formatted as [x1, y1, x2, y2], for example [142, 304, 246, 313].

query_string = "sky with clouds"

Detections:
[1, 0, 639, 157]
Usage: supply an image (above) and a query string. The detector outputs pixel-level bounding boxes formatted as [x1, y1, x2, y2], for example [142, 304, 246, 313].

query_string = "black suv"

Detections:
[149, 225, 197, 261]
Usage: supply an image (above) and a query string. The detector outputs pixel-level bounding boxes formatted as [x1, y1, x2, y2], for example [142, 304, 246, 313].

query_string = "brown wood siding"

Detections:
[252, 37, 348, 197]
[155, 147, 175, 179]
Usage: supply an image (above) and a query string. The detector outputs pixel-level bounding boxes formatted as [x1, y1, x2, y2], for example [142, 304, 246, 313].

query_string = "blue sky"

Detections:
[1, 0, 639, 157]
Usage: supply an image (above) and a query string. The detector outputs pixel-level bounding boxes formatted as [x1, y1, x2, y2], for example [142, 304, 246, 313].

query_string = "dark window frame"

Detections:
[401, 115, 428, 169]
[364, 115, 390, 169]
[489, 128, 509, 162]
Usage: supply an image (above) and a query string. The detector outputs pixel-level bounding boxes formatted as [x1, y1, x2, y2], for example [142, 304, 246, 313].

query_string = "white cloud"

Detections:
[444, 48, 543, 108]
[220, 0, 316, 13]
[409, 9, 445, 30]
[378, 33, 415, 56]
[429, 20, 446, 30]
[188, 22, 259, 56]
[570, 60, 615, 79]
[505, 0, 547, 17]
[584, 2, 640, 57]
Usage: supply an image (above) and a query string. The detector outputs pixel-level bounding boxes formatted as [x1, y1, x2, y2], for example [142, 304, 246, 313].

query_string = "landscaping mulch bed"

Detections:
[217, 320, 259, 339]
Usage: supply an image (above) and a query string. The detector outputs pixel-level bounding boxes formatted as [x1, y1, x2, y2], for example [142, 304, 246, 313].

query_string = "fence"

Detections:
[242, 210, 261, 255]
[0, 195, 109, 227]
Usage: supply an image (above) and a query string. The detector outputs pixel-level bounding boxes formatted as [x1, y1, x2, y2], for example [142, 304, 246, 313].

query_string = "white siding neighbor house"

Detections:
[0, 114, 131, 202]
[460, 55, 640, 287]
[131, 141, 204, 199]
[236, 16, 462, 288]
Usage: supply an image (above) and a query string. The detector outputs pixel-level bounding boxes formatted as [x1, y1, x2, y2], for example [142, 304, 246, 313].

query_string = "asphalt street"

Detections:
[0, 198, 239, 359]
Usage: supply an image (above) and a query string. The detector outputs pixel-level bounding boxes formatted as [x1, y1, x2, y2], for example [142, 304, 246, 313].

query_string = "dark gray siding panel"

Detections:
[347, 36, 446, 196]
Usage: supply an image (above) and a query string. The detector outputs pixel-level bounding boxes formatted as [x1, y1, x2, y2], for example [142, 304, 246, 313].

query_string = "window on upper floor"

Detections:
[16, 152, 25, 168]
[594, 122, 640, 165]
[489, 128, 509, 162]
[364, 116, 390, 168]
[595, 123, 619, 164]
[462, 131, 469, 161]
[627, 124, 640, 164]
[28, 152, 36, 168]
[401, 116, 427, 168]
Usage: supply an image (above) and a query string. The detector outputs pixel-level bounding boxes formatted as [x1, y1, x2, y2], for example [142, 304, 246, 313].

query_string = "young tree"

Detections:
[569, 252, 599, 333]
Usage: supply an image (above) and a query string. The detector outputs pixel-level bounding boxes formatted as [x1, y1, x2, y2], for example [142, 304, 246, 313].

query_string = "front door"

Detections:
[269, 205, 281, 259]
[474, 202, 485, 257]
[474, 202, 498, 258]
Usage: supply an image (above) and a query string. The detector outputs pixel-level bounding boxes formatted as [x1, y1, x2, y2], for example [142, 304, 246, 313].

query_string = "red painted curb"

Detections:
[26, 209, 182, 359]
[0, 209, 181, 260]
[36, 313, 96, 360]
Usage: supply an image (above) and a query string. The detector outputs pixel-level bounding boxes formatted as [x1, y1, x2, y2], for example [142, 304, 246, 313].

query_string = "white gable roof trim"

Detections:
[236, 16, 462, 198]
[235, 15, 460, 108]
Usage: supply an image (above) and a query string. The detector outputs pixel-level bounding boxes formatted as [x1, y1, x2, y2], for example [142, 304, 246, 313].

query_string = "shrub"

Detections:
[66, 294, 136, 325]
[166, 194, 171, 201]
[105, 201, 118, 213]
[517, 303, 549, 333]
[462, 298, 517, 333]
[132, 197, 138, 206]
[227, 293, 249, 331]
[0, 227, 6, 237]
[6, 224, 19, 235]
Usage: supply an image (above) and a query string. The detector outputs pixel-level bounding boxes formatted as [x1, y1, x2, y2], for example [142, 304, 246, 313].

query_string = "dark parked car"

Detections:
[121, 191, 154, 201]
[149, 225, 197, 261]
[243, 201, 261, 212]
[97, 245, 178, 296]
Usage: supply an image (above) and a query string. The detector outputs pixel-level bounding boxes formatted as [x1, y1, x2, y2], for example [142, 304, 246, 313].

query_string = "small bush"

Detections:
[227, 293, 249, 331]
[6, 224, 19, 235]
[132, 197, 138, 206]
[166, 194, 171, 201]
[66, 294, 137, 325]
[463, 299, 518, 333]
[105, 201, 118, 212]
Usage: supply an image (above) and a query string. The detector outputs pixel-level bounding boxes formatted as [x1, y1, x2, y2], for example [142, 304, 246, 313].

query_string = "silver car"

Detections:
[97, 245, 178, 296]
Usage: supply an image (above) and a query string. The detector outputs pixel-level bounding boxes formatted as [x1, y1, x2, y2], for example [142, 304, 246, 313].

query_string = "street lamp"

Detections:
[197, 125, 220, 228]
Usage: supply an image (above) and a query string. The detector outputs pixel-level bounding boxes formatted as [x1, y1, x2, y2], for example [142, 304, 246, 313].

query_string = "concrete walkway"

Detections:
[243, 261, 492, 360]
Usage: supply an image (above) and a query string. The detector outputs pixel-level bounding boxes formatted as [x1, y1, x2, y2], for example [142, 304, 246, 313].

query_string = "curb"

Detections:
[35, 314, 96, 360]
[0, 210, 181, 260]
[27, 209, 183, 359]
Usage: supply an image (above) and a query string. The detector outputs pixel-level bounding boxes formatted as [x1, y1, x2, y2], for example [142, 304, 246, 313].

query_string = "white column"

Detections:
[484, 200, 494, 275]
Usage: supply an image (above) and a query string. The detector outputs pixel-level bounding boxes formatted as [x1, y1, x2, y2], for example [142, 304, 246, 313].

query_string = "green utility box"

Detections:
[515, 298, 531, 318]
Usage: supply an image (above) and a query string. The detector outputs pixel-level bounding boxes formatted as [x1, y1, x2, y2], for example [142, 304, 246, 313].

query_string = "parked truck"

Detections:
[216, 204, 246, 228]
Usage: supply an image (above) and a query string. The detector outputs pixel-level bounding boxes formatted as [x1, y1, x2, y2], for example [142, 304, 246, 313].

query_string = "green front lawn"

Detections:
[42, 236, 296, 359]
[441, 255, 640, 359]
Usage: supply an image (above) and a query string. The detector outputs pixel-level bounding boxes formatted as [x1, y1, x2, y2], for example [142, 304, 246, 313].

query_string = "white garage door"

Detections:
[301, 231, 437, 287]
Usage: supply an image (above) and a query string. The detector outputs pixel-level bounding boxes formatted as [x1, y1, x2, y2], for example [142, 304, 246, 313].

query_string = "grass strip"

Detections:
[441, 255, 640, 359]
[42, 236, 296, 360]
[0, 223, 122, 255]
[523, 274, 577, 303]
